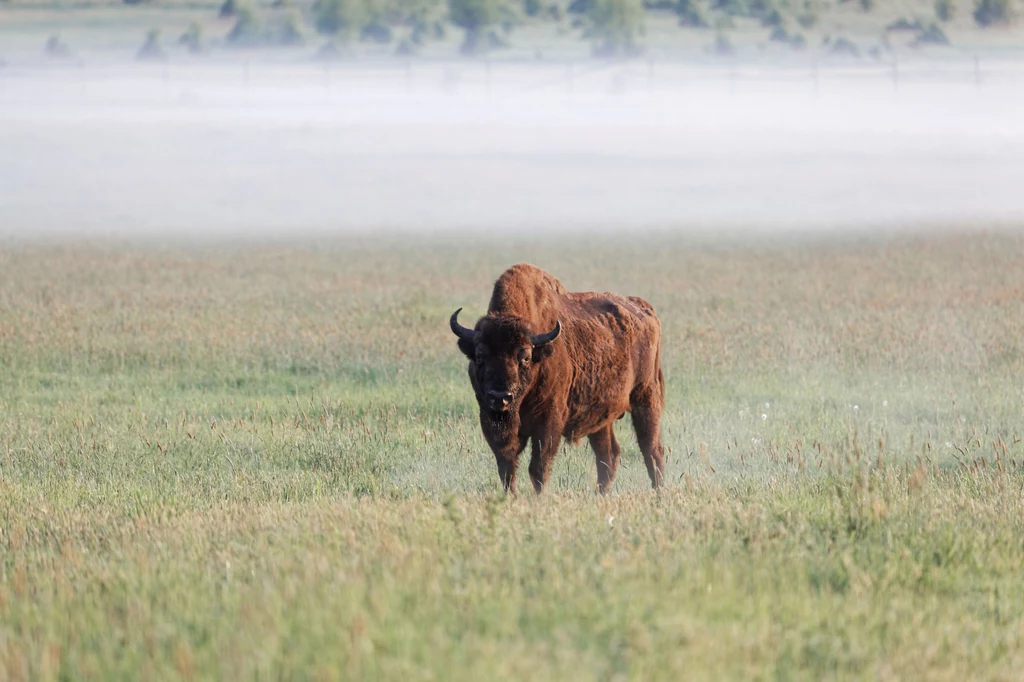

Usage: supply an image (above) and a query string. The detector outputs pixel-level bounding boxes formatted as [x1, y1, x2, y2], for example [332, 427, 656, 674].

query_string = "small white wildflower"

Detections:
[946, 442, 952, 448]
[853, 405, 859, 411]
[764, 402, 770, 409]
[751, 437, 760, 445]
[882, 400, 888, 407]
[607, 515, 615, 527]
[761, 413, 768, 421]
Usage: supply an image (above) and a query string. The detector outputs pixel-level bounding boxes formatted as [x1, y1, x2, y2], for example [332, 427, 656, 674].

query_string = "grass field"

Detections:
[2, 230, 1024, 680]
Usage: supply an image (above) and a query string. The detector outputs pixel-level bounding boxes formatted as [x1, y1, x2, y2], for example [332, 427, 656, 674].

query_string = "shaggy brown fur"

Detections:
[450, 263, 665, 494]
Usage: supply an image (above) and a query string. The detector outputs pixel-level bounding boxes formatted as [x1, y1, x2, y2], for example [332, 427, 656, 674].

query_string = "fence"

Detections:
[1, 52, 1023, 109]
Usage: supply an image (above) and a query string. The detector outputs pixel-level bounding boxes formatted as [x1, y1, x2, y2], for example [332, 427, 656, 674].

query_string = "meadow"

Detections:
[1, 229, 1023, 680]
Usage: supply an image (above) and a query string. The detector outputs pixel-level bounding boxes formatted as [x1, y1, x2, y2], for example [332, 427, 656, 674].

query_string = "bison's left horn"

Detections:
[530, 320, 561, 347]
[450, 308, 476, 342]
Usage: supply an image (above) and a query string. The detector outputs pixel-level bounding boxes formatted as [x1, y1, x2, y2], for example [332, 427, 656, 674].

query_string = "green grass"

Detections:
[2, 230, 1024, 680]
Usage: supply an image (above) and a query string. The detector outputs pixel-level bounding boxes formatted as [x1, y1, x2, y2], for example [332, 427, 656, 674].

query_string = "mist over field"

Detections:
[3, 58, 1024, 236]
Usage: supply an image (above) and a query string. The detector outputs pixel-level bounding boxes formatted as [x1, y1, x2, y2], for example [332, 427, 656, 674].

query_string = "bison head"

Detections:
[450, 309, 561, 417]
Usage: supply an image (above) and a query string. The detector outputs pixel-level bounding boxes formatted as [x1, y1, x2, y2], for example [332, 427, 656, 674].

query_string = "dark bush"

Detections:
[886, 17, 922, 31]
[396, 37, 417, 54]
[314, 0, 365, 38]
[585, 0, 645, 56]
[747, 0, 777, 20]
[179, 22, 205, 53]
[713, 0, 746, 15]
[761, 8, 783, 26]
[274, 11, 306, 45]
[677, 0, 709, 26]
[829, 36, 859, 57]
[796, 12, 817, 28]
[136, 28, 167, 61]
[220, 0, 239, 18]
[974, 0, 1013, 26]
[769, 24, 806, 49]
[314, 40, 345, 60]
[449, 0, 508, 54]
[712, 31, 734, 55]
[361, 21, 394, 43]
[913, 22, 950, 45]
[227, 5, 263, 44]
[935, 0, 955, 21]
[44, 35, 72, 58]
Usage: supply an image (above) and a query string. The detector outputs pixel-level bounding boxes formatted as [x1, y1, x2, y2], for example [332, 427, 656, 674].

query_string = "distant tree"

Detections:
[585, 0, 645, 56]
[974, 0, 1013, 26]
[313, 0, 367, 39]
[712, 30, 733, 55]
[935, 0, 955, 21]
[712, 0, 746, 15]
[45, 35, 72, 58]
[448, 0, 507, 54]
[677, 0, 709, 27]
[179, 22, 205, 53]
[913, 22, 950, 45]
[136, 28, 168, 61]
[227, 4, 263, 44]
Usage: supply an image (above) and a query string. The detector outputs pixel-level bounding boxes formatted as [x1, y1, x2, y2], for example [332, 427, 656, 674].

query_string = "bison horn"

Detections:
[530, 320, 561, 347]
[449, 308, 476, 342]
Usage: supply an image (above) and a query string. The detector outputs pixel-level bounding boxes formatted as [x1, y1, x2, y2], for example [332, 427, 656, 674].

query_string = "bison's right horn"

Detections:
[449, 308, 476, 342]
[530, 320, 561, 348]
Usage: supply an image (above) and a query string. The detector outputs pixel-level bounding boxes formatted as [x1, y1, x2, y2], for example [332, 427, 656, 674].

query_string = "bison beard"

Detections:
[450, 263, 666, 494]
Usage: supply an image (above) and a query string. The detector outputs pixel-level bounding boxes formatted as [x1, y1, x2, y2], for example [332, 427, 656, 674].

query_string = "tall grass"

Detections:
[1, 230, 1023, 680]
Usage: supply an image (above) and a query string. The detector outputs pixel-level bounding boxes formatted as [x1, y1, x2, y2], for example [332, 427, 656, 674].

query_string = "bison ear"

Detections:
[457, 338, 475, 359]
[532, 343, 556, 362]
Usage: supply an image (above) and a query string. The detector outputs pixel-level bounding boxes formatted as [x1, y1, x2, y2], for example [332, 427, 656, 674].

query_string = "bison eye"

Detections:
[517, 348, 531, 365]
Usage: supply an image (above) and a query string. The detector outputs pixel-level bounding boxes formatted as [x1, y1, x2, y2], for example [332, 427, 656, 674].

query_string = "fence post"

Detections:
[162, 62, 169, 104]
[243, 59, 250, 104]
[891, 53, 899, 93]
[485, 59, 491, 97]
[811, 58, 818, 95]
[566, 61, 574, 94]
[405, 59, 412, 94]
[974, 54, 982, 87]
[647, 58, 654, 95]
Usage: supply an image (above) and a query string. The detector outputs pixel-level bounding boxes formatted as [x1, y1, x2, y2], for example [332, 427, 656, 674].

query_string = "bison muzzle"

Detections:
[450, 263, 666, 494]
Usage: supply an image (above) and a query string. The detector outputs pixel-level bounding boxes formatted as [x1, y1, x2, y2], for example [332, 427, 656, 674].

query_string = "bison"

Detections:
[449, 263, 666, 494]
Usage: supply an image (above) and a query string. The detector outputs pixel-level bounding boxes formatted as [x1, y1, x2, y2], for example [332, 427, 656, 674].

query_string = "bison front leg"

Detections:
[492, 435, 528, 495]
[528, 428, 562, 494]
[588, 424, 621, 494]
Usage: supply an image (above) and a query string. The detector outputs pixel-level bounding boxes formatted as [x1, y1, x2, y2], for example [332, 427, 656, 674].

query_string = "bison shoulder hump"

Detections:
[628, 296, 659, 318]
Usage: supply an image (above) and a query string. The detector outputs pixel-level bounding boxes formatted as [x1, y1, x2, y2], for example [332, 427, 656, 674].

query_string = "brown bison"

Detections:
[450, 263, 666, 494]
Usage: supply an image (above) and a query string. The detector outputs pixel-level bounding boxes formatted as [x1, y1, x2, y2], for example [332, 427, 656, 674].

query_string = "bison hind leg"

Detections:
[589, 424, 621, 494]
[630, 389, 665, 489]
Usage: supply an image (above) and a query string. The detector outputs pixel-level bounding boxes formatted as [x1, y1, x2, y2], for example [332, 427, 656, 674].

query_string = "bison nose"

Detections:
[486, 390, 513, 410]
